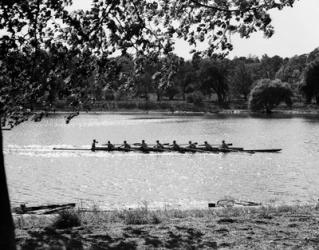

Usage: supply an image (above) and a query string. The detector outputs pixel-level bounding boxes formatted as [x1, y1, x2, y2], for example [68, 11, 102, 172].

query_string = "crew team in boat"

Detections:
[63, 140, 281, 153]
[77, 139, 281, 153]
[91, 139, 230, 152]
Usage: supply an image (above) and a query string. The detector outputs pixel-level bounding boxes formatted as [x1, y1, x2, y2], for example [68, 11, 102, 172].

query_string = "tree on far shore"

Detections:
[230, 61, 253, 100]
[198, 59, 230, 106]
[248, 79, 293, 113]
[300, 60, 319, 104]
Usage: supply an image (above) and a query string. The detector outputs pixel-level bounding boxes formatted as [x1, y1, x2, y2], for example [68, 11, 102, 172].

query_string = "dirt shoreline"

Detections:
[15, 204, 319, 249]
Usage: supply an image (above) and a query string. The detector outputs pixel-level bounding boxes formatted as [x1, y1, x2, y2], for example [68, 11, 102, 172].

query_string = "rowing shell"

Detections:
[53, 147, 282, 154]
[217, 148, 282, 153]
[243, 149, 282, 153]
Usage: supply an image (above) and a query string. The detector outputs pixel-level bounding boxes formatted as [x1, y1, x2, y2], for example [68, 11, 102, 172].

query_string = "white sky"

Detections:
[69, 0, 319, 59]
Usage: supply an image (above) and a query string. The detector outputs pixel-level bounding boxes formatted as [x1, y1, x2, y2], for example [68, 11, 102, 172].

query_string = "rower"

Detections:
[187, 141, 197, 149]
[121, 140, 131, 150]
[107, 141, 115, 150]
[171, 140, 181, 151]
[91, 139, 98, 151]
[155, 140, 164, 149]
[220, 140, 229, 149]
[204, 141, 213, 150]
[141, 140, 148, 150]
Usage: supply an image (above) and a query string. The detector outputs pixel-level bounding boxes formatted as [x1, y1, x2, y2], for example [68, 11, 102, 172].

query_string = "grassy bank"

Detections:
[49, 100, 223, 113]
[15, 204, 319, 249]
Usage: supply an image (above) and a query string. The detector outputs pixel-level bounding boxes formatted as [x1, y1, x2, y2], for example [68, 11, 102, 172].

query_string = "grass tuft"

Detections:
[51, 210, 81, 229]
[121, 208, 163, 225]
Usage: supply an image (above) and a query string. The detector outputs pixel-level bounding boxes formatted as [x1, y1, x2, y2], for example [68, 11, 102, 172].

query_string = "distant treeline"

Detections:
[2, 46, 319, 114]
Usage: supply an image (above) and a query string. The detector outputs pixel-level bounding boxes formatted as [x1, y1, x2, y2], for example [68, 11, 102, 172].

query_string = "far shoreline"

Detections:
[36, 107, 319, 118]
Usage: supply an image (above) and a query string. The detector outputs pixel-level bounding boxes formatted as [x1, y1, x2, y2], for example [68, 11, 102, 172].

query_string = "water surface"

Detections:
[3, 113, 319, 209]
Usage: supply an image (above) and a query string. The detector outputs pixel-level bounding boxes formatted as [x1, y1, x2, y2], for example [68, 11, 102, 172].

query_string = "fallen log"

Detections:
[13, 203, 76, 214]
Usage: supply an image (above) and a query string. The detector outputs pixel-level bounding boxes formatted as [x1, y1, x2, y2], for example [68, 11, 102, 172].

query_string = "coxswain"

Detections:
[171, 140, 181, 151]
[91, 139, 98, 151]
[221, 140, 229, 149]
[107, 141, 115, 150]
[121, 140, 131, 150]
[204, 141, 213, 150]
[141, 140, 148, 150]
[187, 141, 197, 149]
[155, 140, 164, 149]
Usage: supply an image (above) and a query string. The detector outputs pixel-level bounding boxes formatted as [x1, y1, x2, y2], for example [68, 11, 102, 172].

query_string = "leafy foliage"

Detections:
[300, 60, 319, 104]
[276, 55, 307, 86]
[198, 59, 229, 105]
[260, 55, 284, 79]
[229, 61, 253, 100]
[0, 0, 298, 123]
[248, 79, 293, 113]
[186, 91, 205, 106]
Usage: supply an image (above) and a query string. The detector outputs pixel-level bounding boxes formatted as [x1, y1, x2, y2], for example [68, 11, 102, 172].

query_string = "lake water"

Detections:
[3, 113, 319, 210]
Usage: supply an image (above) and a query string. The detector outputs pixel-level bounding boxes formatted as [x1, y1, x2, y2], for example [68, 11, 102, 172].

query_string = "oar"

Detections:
[178, 142, 198, 146]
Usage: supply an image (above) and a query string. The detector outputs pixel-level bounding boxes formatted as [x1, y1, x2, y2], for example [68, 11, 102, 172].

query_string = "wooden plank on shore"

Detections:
[13, 203, 76, 214]
[1, 127, 11, 131]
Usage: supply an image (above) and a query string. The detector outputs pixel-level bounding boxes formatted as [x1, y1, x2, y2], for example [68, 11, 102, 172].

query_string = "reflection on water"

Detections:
[3, 113, 319, 209]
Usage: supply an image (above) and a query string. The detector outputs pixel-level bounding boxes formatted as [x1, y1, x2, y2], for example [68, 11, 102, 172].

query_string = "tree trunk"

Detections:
[0, 128, 16, 249]
[217, 93, 224, 107]
[182, 92, 186, 101]
[157, 91, 161, 102]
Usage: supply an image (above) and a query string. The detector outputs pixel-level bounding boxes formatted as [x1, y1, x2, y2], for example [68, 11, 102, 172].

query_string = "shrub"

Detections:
[51, 210, 81, 229]
[165, 86, 180, 100]
[158, 102, 173, 110]
[104, 92, 115, 101]
[248, 79, 293, 113]
[186, 91, 205, 106]
[117, 101, 138, 109]
[120, 206, 162, 225]
[137, 101, 158, 110]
